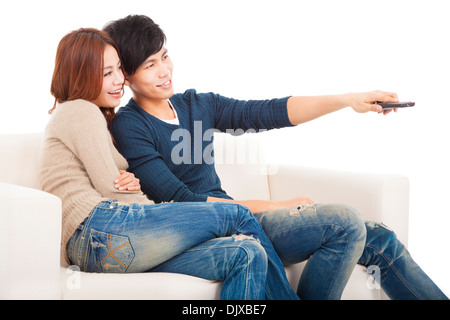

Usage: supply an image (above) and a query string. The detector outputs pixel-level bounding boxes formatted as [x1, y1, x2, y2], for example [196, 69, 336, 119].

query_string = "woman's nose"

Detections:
[114, 70, 125, 85]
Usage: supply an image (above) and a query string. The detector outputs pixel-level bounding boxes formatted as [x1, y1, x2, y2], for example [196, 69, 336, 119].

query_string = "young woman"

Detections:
[104, 15, 448, 300]
[39, 28, 306, 300]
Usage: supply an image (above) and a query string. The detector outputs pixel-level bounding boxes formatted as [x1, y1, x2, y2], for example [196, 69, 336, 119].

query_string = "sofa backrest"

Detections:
[0, 132, 272, 201]
[213, 132, 271, 200]
[0, 132, 44, 189]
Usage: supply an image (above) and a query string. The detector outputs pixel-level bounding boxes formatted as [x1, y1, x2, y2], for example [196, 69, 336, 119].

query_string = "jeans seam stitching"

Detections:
[364, 244, 421, 299]
[265, 223, 359, 299]
[186, 243, 255, 299]
[100, 233, 131, 269]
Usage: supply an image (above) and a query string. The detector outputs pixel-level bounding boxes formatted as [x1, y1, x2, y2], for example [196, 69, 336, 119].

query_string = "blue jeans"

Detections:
[66, 200, 299, 300]
[256, 203, 367, 299]
[359, 221, 448, 300]
[256, 204, 448, 300]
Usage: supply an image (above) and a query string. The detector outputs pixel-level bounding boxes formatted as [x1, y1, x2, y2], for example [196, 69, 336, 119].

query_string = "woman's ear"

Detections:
[124, 73, 132, 87]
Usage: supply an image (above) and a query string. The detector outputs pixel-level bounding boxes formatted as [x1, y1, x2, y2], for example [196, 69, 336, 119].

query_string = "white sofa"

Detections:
[0, 132, 409, 300]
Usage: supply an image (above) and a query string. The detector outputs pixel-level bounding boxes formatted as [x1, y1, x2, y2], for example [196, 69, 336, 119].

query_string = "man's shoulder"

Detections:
[116, 99, 140, 116]
[171, 89, 217, 105]
[171, 89, 221, 121]
[113, 100, 148, 125]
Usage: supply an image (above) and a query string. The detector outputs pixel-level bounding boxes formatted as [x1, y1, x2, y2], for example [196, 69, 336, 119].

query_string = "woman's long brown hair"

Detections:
[49, 28, 122, 126]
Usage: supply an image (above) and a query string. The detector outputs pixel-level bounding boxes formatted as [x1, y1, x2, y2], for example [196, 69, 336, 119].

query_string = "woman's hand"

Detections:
[114, 170, 141, 191]
[347, 90, 399, 115]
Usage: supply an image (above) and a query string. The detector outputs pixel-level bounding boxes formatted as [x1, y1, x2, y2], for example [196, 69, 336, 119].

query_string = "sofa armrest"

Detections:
[267, 165, 409, 246]
[0, 182, 62, 299]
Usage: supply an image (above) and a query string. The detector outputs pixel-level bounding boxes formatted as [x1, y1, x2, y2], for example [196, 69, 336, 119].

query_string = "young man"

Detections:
[104, 15, 448, 300]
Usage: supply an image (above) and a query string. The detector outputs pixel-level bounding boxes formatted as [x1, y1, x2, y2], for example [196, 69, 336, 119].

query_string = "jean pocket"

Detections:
[89, 229, 135, 273]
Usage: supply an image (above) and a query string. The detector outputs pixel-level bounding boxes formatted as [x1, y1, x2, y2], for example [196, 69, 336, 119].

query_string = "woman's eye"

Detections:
[104, 71, 112, 77]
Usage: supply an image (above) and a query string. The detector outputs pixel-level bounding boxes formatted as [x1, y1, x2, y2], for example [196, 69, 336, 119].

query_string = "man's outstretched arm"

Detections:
[286, 90, 399, 125]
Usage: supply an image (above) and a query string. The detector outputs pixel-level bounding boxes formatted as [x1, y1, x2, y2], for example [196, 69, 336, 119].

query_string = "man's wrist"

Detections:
[338, 93, 354, 108]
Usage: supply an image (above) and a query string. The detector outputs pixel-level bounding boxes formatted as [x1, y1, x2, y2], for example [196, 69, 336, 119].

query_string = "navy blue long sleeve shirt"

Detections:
[110, 89, 293, 203]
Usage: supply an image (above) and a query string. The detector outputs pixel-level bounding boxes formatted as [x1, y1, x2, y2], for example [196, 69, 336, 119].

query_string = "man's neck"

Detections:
[133, 95, 175, 120]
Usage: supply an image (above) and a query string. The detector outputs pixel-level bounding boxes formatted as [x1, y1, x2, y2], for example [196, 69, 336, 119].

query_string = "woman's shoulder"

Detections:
[54, 99, 101, 116]
[52, 99, 105, 125]
[47, 99, 107, 139]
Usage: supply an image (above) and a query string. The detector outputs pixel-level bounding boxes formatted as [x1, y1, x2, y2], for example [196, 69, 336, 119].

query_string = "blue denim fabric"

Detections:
[255, 203, 367, 300]
[66, 200, 299, 300]
[256, 204, 448, 300]
[359, 221, 448, 300]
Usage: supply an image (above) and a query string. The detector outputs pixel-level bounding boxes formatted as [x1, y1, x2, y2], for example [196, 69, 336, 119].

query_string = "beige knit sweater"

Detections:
[39, 99, 154, 265]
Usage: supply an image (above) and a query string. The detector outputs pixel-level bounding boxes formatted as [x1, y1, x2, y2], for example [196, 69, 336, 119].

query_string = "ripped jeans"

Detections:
[359, 221, 448, 300]
[255, 203, 367, 299]
[255, 204, 448, 300]
[66, 200, 299, 300]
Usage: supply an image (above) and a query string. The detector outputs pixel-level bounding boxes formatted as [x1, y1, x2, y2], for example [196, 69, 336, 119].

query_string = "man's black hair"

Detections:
[103, 15, 166, 76]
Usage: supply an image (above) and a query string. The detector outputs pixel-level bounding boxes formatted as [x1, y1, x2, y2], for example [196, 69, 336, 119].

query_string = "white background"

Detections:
[1, 0, 449, 297]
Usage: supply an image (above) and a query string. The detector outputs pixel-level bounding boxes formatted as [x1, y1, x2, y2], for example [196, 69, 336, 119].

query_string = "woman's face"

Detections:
[91, 45, 124, 108]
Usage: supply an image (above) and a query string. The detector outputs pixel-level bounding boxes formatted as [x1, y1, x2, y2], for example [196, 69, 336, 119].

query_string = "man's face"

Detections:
[125, 47, 174, 104]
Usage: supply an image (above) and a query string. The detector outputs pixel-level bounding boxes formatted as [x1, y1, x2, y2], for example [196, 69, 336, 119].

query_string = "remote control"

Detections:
[374, 101, 415, 110]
